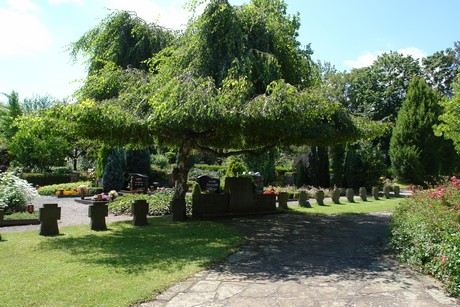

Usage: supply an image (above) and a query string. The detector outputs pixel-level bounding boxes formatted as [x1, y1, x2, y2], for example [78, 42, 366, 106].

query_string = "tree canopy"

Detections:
[64, 0, 383, 220]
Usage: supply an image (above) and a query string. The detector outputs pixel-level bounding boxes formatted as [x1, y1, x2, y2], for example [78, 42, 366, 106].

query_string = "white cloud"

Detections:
[0, 0, 52, 56]
[345, 47, 426, 69]
[106, 0, 198, 29]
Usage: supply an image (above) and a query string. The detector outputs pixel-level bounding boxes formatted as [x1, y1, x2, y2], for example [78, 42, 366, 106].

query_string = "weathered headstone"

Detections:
[298, 190, 311, 208]
[278, 192, 289, 209]
[359, 187, 367, 201]
[197, 175, 220, 193]
[346, 188, 354, 202]
[250, 174, 264, 194]
[383, 185, 391, 199]
[88, 201, 108, 231]
[225, 177, 255, 212]
[393, 185, 400, 197]
[372, 187, 379, 200]
[39, 203, 61, 236]
[315, 190, 325, 206]
[331, 189, 341, 204]
[129, 173, 148, 193]
[132, 199, 149, 226]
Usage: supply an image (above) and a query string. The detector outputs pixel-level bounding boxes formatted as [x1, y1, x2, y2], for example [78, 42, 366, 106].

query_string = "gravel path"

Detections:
[1, 196, 131, 233]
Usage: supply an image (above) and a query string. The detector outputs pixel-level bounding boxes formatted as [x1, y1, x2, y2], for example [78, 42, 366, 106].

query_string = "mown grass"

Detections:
[0, 216, 244, 306]
[282, 196, 404, 215]
[4, 211, 38, 220]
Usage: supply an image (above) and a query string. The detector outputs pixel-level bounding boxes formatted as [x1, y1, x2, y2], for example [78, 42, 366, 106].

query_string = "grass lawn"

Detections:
[283, 196, 405, 215]
[0, 216, 244, 306]
[4, 211, 38, 219]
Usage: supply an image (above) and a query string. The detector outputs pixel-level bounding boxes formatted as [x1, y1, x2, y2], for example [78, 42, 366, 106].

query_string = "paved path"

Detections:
[142, 212, 459, 306]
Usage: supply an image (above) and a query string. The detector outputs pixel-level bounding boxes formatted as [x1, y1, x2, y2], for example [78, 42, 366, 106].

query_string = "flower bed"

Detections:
[388, 176, 460, 297]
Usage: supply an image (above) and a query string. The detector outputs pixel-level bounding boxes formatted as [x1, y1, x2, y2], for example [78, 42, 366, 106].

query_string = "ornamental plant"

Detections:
[388, 176, 460, 296]
[0, 172, 39, 214]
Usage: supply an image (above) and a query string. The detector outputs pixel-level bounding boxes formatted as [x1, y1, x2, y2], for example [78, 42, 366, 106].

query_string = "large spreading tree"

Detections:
[65, 0, 381, 220]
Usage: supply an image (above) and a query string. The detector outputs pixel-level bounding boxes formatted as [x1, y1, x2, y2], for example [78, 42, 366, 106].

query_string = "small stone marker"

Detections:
[132, 199, 149, 226]
[298, 190, 311, 207]
[315, 190, 325, 206]
[88, 201, 108, 231]
[346, 188, 354, 202]
[372, 187, 379, 200]
[359, 187, 367, 201]
[394, 185, 400, 197]
[39, 203, 61, 236]
[383, 185, 391, 199]
[278, 192, 289, 209]
[331, 189, 341, 204]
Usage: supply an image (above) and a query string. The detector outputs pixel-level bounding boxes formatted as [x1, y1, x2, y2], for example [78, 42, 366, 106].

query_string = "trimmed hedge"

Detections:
[20, 173, 81, 187]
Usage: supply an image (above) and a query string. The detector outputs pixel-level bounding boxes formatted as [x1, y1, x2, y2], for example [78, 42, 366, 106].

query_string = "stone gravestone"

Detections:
[39, 203, 61, 236]
[383, 185, 391, 199]
[129, 173, 148, 193]
[225, 177, 255, 213]
[250, 173, 264, 194]
[88, 201, 109, 231]
[298, 190, 311, 208]
[278, 192, 289, 209]
[346, 188, 354, 202]
[393, 185, 400, 197]
[315, 190, 325, 206]
[359, 187, 367, 201]
[197, 175, 220, 193]
[132, 199, 149, 226]
[372, 187, 380, 200]
[331, 189, 341, 204]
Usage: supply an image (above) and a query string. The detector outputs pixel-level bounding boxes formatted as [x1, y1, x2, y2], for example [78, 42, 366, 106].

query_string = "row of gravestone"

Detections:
[0, 200, 150, 238]
[278, 186, 401, 208]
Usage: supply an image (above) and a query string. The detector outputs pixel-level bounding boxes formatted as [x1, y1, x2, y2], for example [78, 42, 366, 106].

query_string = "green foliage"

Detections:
[422, 48, 458, 97]
[435, 72, 460, 153]
[96, 145, 111, 178]
[102, 148, 126, 191]
[9, 115, 70, 171]
[390, 77, 443, 184]
[225, 158, 248, 177]
[21, 173, 80, 187]
[36, 181, 101, 196]
[388, 177, 460, 297]
[242, 149, 278, 184]
[0, 172, 38, 214]
[0, 217, 243, 306]
[150, 153, 170, 170]
[343, 141, 387, 189]
[0, 91, 22, 141]
[126, 148, 151, 175]
[108, 190, 192, 216]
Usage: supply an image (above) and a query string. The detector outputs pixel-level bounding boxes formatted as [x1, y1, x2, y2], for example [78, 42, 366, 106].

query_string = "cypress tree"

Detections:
[102, 148, 126, 191]
[389, 76, 442, 184]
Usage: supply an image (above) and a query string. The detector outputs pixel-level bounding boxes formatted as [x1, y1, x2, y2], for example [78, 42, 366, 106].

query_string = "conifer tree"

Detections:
[390, 76, 442, 184]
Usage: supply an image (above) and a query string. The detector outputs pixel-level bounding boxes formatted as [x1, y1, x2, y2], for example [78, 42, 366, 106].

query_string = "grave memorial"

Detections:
[89, 201, 109, 231]
[359, 187, 367, 201]
[39, 203, 61, 236]
[197, 175, 220, 193]
[129, 173, 148, 193]
[132, 199, 149, 226]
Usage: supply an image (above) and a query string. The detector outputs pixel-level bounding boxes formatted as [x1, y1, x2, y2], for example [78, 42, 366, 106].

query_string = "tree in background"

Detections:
[64, 0, 382, 220]
[242, 149, 278, 184]
[390, 77, 443, 184]
[102, 148, 126, 191]
[0, 91, 22, 142]
[435, 71, 460, 154]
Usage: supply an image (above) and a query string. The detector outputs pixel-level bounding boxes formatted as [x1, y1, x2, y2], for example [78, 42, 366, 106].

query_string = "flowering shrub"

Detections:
[0, 172, 39, 214]
[389, 176, 460, 297]
[55, 190, 79, 196]
[91, 193, 110, 201]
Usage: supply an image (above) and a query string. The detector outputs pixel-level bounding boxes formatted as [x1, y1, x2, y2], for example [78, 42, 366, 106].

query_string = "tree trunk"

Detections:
[170, 142, 191, 221]
[73, 148, 78, 171]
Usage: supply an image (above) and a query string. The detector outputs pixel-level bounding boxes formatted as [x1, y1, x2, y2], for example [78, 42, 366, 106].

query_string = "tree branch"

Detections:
[193, 141, 278, 157]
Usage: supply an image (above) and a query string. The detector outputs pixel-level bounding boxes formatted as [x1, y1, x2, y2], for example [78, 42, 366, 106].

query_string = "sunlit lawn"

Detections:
[282, 196, 405, 215]
[0, 216, 244, 306]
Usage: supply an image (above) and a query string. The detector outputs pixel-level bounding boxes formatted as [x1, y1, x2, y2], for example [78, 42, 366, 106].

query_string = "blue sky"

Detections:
[0, 0, 458, 101]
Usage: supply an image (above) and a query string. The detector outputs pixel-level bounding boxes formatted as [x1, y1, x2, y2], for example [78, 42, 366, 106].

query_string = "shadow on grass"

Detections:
[39, 216, 243, 275]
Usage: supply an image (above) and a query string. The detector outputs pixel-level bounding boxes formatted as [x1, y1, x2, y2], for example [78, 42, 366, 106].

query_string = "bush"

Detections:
[0, 172, 38, 213]
[20, 172, 78, 186]
[108, 190, 192, 216]
[102, 148, 126, 191]
[388, 176, 460, 297]
[37, 181, 101, 196]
